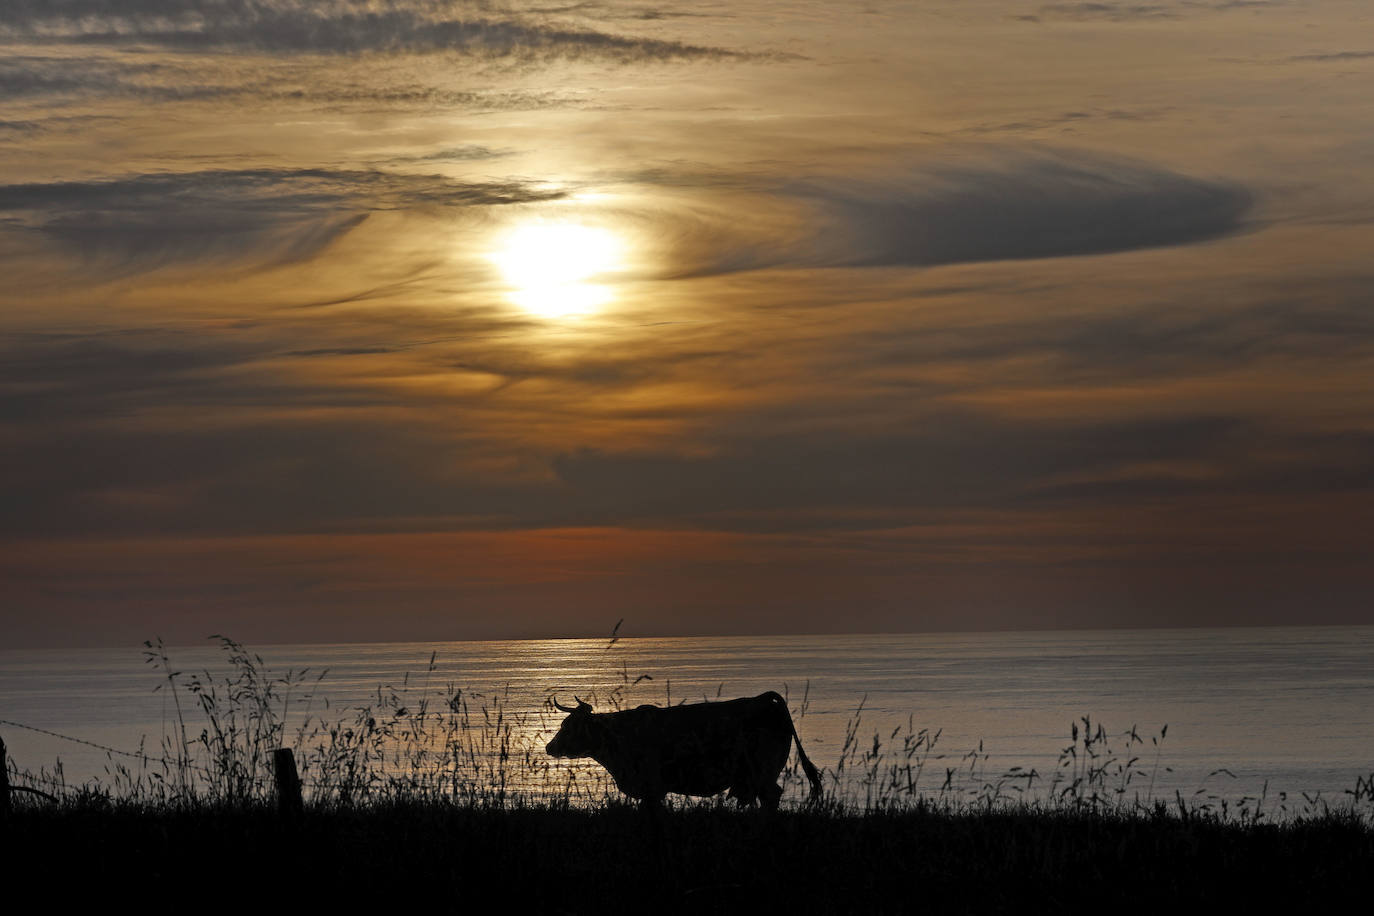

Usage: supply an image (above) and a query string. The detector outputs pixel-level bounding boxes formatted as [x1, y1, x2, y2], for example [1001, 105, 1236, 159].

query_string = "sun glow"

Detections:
[490, 221, 625, 318]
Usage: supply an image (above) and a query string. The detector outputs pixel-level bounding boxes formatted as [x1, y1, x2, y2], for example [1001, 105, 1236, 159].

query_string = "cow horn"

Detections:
[553, 697, 581, 713]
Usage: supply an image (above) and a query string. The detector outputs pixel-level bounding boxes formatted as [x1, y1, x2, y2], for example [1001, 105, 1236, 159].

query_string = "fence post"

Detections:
[273, 748, 302, 819]
[1, 735, 10, 818]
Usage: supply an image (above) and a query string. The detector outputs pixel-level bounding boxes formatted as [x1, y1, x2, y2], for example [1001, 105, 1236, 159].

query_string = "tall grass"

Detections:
[6, 636, 1373, 827]
[100, 636, 593, 808]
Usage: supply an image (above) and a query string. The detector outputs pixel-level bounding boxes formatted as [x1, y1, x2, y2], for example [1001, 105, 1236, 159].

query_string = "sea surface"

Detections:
[3, 626, 1372, 811]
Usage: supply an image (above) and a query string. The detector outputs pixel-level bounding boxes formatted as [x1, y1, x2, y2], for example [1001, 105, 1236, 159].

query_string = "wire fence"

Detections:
[0, 703, 619, 805]
[1, 716, 229, 790]
[1, 717, 164, 765]
[0, 637, 727, 809]
[0, 717, 417, 795]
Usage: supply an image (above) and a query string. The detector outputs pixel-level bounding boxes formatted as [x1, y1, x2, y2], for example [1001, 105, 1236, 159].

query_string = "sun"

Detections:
[490, 221, 625, 318]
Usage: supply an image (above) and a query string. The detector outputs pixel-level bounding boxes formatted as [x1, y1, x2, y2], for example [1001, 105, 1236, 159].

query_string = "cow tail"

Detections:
[764, 691, 825, 802]
[793, 731, 823, 801]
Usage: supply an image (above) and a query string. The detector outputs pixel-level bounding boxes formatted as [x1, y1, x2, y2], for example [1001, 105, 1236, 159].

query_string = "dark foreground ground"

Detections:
[4, 802, 1371, 913]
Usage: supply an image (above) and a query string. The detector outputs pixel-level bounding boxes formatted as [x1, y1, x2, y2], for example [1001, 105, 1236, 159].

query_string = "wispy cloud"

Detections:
[387, 144, 514, 163]
[663, 149, 1252, 276]
[0, 53, 612, 110]
[1025, 0, 1282, 21]
[1286, 49, 1374, 63]
[5, 260, 1370, 541]
[791, 152, 1251, 267]
[954, 107, 1170, 136]
[0, 119, 43, 135]
[0, 55, 244, 102]
[1034, 3, 1176, 21]
[0, 167, 562, 269]
[0, 1, 742, 60]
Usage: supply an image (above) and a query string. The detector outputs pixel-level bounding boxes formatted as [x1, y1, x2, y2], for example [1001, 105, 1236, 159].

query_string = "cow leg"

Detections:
[760, 782, 782, 812]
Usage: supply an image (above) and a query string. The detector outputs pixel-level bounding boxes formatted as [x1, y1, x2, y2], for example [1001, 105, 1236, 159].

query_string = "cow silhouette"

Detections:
[546, 691, 823, 809]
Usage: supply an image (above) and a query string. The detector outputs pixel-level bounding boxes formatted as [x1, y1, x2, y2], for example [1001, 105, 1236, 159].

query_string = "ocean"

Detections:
[2, 626, 1372, 810]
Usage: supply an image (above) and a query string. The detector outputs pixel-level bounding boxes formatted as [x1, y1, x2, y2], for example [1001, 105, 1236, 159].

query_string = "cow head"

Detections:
[545, 697, 598, 758]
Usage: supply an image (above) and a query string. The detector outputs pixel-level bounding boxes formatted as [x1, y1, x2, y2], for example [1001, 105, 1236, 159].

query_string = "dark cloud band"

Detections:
[0, 167, 562, 268]
[669, 149, 1252, 275]
[0, 1, 739, 60]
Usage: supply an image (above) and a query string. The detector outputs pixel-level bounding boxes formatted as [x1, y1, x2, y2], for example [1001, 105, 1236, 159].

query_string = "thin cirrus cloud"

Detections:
[666, 149, 1252, 277]
[389, 144, 515, 162]
[1024, 1, 1282, 22]
[0, 1, 741, 60]
[547, 414, 1250, 523]
[0, 149, 1253, 277]
[0, 55, 593, 108]
[3, 271, 1370, 541]
[0, 167, 562, 269]
[0, 325, 1268, 539]
[1286, 50, 1374, 62]
[0, 57, 227, 101]
[1032, 3, 1176, 20]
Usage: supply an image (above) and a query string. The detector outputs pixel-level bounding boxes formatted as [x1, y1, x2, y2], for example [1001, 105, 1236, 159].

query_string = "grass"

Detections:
[5, 797, 1371, 910]
[4, 637, 1373, 909]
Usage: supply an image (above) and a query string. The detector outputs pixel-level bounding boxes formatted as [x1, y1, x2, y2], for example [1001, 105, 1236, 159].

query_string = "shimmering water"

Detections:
[2, 626, 1372, 808]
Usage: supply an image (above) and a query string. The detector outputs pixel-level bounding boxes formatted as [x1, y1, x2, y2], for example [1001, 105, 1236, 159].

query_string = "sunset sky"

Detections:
[3, 1, 1372, 647]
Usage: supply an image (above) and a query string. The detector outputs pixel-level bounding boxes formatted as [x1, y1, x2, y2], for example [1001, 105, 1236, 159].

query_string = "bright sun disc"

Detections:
[491, 222, 624, 318]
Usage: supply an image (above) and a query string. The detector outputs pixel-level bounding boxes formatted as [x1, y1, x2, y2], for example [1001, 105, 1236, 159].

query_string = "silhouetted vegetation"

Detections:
[3, 638, 1371, 909]
[4, 797, 1371, 911]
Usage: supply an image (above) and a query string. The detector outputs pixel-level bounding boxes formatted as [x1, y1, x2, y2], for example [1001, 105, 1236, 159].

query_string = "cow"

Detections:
[545, 691, 823, 809]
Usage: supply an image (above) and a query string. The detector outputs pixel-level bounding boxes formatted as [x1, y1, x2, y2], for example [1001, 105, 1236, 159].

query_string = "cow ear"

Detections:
[577, 700, 593, 713]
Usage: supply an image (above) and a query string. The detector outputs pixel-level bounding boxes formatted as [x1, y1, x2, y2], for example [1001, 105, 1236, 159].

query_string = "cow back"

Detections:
[592, 694, 793, 801]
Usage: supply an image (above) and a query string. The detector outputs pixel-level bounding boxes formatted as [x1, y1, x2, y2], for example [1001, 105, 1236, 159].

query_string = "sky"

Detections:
[2, 1, 1372, 648]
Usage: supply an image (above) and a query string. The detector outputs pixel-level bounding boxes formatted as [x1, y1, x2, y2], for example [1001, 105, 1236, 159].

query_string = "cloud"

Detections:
[2, 262, 1372, 559]
[1034, 2, 1175, 19]
[0, 167, 562, 269]
[547, 414, 1252, 525]
[0, 1, 740, 60]
[666, 149, 1252, 276]
[0, 330, 537, 538]
[0, 53, 605, 109]
[0, 114, 114, 137]
[388, 144, 514, 163]
[1029, 1, 1282, 21]
[0, 337, 1294, 539]
[0, 55, 238, 101]
[285, 346, 399, 357]
[789, 290, 1374, 390]
[0, 329, 265, 425]
[955, 107, 1170, 136]
[1286, 50, 1374, 63]
[524, 3, 721, 22]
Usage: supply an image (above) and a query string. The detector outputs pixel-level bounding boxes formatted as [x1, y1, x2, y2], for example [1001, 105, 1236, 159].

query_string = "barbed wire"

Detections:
[0, 716, 226, 782]
[0, 717, 159, 764]
[0, 715, 564, 797]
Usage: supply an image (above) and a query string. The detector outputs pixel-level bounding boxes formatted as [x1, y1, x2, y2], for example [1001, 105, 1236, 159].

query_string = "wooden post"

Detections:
[273, 748, 302, 818]
[1, 735, 10, 818]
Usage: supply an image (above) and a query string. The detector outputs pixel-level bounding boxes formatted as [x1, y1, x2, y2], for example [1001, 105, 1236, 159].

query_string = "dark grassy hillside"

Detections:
[5, 801, 1370, 913]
